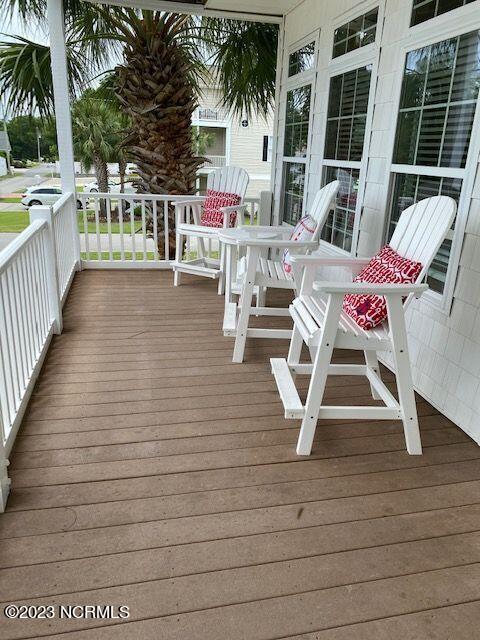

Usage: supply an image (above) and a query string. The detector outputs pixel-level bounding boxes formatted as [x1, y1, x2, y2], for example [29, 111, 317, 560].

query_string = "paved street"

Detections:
[0, 163, 55, 195]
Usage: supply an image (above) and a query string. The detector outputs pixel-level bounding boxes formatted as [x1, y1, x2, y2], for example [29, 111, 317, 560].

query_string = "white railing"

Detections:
[193, 107, 230, 122]
[77, 192, 261, 269]
[0, 193, 79, 510]
[201, 155, 227, 168]
[51, 192, 78, 303]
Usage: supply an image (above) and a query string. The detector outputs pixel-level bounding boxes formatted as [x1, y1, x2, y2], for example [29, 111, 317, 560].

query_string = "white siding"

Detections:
[274, 0, 480, 442]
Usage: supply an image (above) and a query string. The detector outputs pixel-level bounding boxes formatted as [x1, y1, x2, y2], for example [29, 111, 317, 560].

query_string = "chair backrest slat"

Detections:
[390, 195, 457, 282]
[207, 167, 250, 200]
[308, 180, 340, 242]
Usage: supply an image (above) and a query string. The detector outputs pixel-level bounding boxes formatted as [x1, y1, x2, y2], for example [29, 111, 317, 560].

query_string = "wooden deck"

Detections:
[1, 270, 480, 639]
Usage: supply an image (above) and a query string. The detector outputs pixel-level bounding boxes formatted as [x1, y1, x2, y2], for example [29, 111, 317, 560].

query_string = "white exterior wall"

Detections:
[274, 0, 480, 443]
[0, 157, 6, 177]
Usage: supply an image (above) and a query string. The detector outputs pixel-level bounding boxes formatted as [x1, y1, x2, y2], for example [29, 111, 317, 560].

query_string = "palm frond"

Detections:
[0, 35, 86, 117]
[202, 18, 278, 119]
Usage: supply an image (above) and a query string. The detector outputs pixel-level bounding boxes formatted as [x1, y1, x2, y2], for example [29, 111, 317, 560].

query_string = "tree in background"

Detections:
[6, 115, 57, 161]
[0, 1, 278, 250]
[71, 89, 117, 197]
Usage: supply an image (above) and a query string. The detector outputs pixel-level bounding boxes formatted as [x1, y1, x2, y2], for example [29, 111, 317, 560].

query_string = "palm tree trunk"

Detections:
[119, 156, 126, 193]
[94, 154, 109, 218]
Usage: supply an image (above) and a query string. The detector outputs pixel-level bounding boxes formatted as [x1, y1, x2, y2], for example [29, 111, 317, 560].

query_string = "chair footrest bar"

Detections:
[171, 262, 219, 278]
[271, 358, 305, 419]
[249, 307, 291, 317]
[248, 328, 292, 339]
[366, 368, 400, 408]
[317, 406, 402, 420]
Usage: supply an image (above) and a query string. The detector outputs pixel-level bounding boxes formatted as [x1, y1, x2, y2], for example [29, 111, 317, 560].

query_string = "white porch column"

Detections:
[270, 19, 285, 226]
[47, 0, 81, 269]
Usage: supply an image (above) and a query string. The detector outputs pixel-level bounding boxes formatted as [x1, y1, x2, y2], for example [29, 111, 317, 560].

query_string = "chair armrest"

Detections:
[239, 225, 291, 236]
[240, 239, 318, 249]
[290, 255, 371, 268]
[313, 281, 428, 296]
[174, 198, 206, 207]
[220, 204, 249, 213]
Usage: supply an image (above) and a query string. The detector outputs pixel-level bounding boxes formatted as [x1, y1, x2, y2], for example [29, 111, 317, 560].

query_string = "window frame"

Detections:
[279, 31, 320, 226]
[409, 0, 478, 29]
[318, 7, 382, 256]
[384, 18, 480, 312]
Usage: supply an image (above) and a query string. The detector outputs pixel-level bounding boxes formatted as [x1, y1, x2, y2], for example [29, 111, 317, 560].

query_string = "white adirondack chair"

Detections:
[222, 181, 340, 363]
[172, 166, 250, 294]
[270, 195, 457, 456]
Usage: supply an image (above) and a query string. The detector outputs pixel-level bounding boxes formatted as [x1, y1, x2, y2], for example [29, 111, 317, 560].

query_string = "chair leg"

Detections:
[364, 350, 382, 400]
[256, 286, 266, 308]
[296, 295, 342, 456]
[174, 232, 182, 287]
[218, 242, 225, 295]
[287, 324, 303, 367]
[233, 246, 260, 363]
[386, 296, 422, 455]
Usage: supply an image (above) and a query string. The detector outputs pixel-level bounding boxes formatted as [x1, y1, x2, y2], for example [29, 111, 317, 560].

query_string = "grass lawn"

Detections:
[81, 252, 156, 261]
[0, 210, 139, 234]
[0, 196, 22, 203]
[0, 211, 29, 232]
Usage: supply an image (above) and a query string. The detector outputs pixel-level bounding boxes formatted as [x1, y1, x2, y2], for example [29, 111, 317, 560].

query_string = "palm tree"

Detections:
[0, 1, 278, 251]
[71, 89, 117, 195]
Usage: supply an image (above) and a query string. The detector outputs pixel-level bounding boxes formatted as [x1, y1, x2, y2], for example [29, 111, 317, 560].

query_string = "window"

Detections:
[324, 66, 372, 161]
[321, 167, 360, 252]
[333, 8, 378, 58]
[288, 42, 315, 77]
[281, 85, 312, 224]
[389, 30, 480, 295]
[284, 86, 311, 158]
[321, 66, 372, 251]
[411, 0, 475, 26]
[282, 163, 306, 226]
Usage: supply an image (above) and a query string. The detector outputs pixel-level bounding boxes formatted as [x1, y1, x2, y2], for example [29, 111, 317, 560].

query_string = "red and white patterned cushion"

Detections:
[200, 189, 242, 228]
[281, 215, 317, 274]
[342, 245, 422, 330]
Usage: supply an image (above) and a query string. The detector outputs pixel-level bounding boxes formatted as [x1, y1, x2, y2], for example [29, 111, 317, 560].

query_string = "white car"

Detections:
[21, 187, 82, 209]
[83, 180, 136, 194]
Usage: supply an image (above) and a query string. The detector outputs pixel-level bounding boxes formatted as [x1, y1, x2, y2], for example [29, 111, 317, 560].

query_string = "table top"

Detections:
[218, 227, 280, 245]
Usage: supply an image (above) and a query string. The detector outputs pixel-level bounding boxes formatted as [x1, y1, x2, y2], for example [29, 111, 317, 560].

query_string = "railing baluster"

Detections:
[152, 200, 158, 261]
[141, 200, 147, 261]
[82, 196, 89, 261]
[94, 198, 101, 261]
[130, 198, 136, 261]
[119, 198, 125, 262]
[107, 196, 113, 262]
[164, 200, 169, 262]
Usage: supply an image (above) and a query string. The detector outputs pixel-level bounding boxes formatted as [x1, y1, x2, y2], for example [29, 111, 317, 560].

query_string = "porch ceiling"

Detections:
[85, 0, 300, 22]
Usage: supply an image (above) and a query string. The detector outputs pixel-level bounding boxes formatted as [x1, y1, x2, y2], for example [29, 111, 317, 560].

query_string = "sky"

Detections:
[1, 7, 48, 43]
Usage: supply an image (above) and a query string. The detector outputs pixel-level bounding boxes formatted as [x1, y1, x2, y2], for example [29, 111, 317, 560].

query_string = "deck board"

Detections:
[1, 270, 480, 640]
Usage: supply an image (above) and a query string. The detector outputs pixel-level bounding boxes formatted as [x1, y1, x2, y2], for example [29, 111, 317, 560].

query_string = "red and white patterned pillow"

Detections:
[281, 215, 317, 274]
[200, 189, 242, 228]
[342, 245, 422, 330]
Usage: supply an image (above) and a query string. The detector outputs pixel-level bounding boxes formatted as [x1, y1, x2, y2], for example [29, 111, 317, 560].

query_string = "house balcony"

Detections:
[200, 154, 227, 169]
[0, 190, 479, 638]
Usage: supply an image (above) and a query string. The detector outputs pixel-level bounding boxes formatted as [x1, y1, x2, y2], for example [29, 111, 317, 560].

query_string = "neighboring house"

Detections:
[271, 0, 480, 444]
[193, 79, 274, 198]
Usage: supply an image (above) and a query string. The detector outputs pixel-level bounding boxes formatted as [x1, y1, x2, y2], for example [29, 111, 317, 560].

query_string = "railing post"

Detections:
[70, 194, 82, 271]
[259, 191, 273, 226]
[29, 205, 63, 334]
[0, 402, 10, 513]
